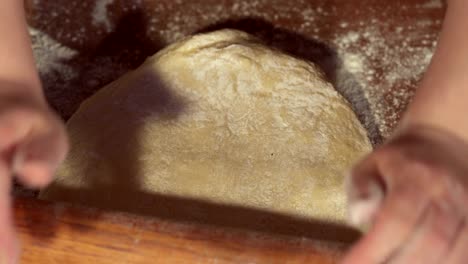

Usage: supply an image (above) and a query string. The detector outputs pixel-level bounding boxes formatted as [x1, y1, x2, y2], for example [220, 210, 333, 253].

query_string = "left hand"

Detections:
[342, 125, 468, 264]
[0, 89, 69, 264]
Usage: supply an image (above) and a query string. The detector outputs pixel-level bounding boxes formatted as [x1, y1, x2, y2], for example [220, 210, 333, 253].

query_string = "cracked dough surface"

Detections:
[40, 30, 371, 224]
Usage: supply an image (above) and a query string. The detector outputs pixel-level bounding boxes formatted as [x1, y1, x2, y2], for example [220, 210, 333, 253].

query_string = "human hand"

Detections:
[0, 86, 68, 263]
[342, 125, 468, 264]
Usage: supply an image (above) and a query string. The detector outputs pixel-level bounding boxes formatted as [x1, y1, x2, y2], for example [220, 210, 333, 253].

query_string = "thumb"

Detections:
[0, 159, 20, 264]
[346, 152, 385, 227]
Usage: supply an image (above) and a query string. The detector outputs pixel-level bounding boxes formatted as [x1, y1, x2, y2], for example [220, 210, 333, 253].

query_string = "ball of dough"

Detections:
[40, 30, 371, 224]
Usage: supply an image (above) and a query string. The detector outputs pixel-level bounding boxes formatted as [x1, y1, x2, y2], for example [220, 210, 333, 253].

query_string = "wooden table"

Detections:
[15, 197, 344, 263]
[18, 0, 445, 262]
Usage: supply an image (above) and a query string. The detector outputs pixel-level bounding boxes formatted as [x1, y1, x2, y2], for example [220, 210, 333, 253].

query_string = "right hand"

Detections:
[343, 125, 468, 264]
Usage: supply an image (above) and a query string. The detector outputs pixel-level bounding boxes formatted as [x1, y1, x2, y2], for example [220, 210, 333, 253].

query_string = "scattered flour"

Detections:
[342, 53, 365, 75]
[333, 26, 437, 138]
[29, 27, 78, 81]
[92, 0, 114, 32]
[150, 0, 316, 44]
[421, 0, 443, 9]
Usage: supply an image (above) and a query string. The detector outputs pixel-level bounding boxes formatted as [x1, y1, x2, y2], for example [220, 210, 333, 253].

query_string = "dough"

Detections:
[40, 30, 371, 224]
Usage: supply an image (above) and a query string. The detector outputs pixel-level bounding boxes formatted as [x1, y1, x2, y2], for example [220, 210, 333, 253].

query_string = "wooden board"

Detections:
[15, 197, 344, 263]
[17, 0, 446, 262]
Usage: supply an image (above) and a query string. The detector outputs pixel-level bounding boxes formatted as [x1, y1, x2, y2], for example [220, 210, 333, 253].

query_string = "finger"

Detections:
[347, 151, 386, 226]
[14, 115, 68, 188]
[446, 221, 468, 264]
[348, 145, 427, 225]
[0, 109, 32, 152]
[388, 202, 462, 264]
[342, 188, 428, 264]
[0, 159, 20, 264]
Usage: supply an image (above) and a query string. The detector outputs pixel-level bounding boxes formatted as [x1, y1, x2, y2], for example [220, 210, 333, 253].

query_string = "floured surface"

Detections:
[40, 30, 371, 224]
[26, 0, 444, 144]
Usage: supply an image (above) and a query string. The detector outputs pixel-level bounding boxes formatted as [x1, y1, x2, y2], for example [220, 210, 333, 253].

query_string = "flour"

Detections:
[333, 25, 437, 138]
[92, 0, 114, 32]
[150, 0, 318, 44]
[421, 0, 443, 9]
[29, 27, 78, 81]
[342, 53, 365, 75]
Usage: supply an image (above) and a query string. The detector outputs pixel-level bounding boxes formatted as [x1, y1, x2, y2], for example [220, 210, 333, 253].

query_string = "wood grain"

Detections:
[15, 197, 344, 263]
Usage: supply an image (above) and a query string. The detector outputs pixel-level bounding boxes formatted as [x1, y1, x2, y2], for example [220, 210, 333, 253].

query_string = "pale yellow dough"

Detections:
[40, 30, 372, 224]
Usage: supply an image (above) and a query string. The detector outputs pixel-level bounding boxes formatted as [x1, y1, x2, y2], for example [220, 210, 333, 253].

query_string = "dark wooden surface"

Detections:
[15, 197, 343, 263]
[18, 0, 446, 262]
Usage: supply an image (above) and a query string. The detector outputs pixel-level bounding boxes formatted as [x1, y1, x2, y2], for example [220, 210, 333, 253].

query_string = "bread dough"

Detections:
[40, 30, 371, 224]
